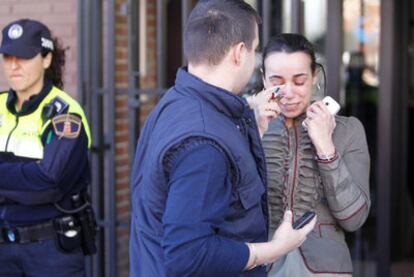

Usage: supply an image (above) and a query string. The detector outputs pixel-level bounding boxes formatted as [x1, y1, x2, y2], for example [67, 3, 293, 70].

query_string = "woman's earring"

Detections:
[316, 83, 321, 91]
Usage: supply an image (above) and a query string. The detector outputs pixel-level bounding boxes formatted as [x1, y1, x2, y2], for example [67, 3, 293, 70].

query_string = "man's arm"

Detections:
[162, 143, 250, 276]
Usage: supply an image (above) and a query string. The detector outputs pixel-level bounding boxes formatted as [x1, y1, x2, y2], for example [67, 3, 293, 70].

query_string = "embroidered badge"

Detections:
[52, 114, 82, 139]
[8, 24, 23, 39]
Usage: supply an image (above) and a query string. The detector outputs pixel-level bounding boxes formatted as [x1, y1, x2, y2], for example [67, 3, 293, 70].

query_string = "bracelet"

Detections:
[316, 150, 337, 162]
[246, 243, 258, 271]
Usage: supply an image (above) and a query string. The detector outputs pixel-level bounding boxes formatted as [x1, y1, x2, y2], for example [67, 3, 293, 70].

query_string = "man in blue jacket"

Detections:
[129, 1, 316, 276]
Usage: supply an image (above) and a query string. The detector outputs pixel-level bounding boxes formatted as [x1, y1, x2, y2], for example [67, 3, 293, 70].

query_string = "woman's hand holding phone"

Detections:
[303, 98, 338, 158]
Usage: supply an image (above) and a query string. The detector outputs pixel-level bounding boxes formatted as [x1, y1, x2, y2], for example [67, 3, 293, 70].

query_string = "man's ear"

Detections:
[43, 52, 52, 69]
[232, 42, 245, 66]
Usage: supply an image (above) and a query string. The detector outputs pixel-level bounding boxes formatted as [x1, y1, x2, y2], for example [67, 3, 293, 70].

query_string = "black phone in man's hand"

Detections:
[292, 211, 316, 230]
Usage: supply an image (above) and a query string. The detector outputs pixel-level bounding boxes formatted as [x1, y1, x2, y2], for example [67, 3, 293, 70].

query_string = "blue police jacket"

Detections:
[0, 79, 91, 226]
[129, 68, 269, 276]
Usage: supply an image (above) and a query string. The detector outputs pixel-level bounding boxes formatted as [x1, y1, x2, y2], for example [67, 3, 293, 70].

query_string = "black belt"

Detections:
[0, 221, 55, 244]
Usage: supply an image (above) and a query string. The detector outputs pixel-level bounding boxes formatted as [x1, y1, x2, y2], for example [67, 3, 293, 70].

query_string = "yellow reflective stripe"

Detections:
[5, 136, 43, 159]
[0, 92, 43, 158]
[0, 135, 7, 151]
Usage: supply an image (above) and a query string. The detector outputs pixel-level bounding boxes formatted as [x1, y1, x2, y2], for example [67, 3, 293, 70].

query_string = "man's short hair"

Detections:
[184, 0, 261, 66]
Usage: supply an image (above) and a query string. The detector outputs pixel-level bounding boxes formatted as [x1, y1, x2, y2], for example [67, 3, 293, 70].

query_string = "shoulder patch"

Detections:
[52, 114, 82, 139]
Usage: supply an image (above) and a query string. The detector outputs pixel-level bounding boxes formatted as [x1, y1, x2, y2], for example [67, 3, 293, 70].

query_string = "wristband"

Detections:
[316, 150, 337, 162]
[246, 243, 258, 270]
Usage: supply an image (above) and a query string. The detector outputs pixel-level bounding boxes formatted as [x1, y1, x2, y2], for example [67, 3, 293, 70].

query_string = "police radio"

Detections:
[42, 96, 69, 122]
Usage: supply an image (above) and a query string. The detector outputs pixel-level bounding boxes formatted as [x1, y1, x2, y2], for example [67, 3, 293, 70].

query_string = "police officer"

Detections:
[0, 19, 93, 276]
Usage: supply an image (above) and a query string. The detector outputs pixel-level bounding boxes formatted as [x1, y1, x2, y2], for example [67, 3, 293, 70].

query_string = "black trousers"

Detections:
[0, 239, 85, 277]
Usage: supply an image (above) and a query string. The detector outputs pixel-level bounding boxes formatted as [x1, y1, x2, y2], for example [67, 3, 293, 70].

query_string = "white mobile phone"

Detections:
[322, 96, 340, 115]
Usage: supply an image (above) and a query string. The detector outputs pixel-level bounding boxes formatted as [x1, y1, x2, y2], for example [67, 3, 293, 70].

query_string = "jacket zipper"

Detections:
[5, 115, 19, 152]
[288, 124, 299, 221]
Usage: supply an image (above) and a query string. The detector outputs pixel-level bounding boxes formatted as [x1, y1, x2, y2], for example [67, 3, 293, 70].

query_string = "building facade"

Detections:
[0, 1, 413, 277]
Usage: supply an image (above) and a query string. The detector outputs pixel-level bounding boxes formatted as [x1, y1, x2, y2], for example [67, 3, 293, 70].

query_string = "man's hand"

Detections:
[244, 210, 317, 271]
[270, 210, 316, 254]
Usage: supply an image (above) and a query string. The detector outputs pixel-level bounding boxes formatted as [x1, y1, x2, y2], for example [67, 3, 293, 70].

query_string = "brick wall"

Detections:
[0, 0, 78, 97]
[139, 0, 158, 125]
[114, 1, 130, 276]
[114, 0, 158, 275]
[140, 0, 157, 90]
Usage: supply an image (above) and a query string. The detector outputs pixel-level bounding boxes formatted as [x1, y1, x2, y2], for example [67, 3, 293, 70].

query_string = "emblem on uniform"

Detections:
[8, 24, 23, 39]
[52, 114, 82, 139]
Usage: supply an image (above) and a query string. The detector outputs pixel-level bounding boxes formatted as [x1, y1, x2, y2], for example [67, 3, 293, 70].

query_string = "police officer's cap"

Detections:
[0, 18, 54, 59]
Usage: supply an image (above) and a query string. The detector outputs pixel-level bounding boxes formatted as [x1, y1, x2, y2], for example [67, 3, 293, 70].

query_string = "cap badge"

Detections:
[8, 24, 23, 39]
[41, 37, 54, 50]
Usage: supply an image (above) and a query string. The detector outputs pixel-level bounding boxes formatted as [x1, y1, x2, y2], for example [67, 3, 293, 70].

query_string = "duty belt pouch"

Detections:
[77, 204, 98, 255]
[72, 193, 98, 255]
[54, 192, 98, 255]
[53, 216, 82, 253]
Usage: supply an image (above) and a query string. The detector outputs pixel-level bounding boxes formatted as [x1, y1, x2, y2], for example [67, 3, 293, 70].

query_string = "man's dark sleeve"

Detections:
[162, 143, 249, 276]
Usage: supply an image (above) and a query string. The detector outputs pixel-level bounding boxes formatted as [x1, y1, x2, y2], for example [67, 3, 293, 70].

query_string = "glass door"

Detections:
[342, 1, 380, 276]
[394, 0, 414, 275]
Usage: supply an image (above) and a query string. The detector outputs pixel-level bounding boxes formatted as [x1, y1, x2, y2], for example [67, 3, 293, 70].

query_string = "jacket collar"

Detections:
[6, 79, 52, 116]
[174, 67, 249, 119]
[294, 113, 307, 127]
